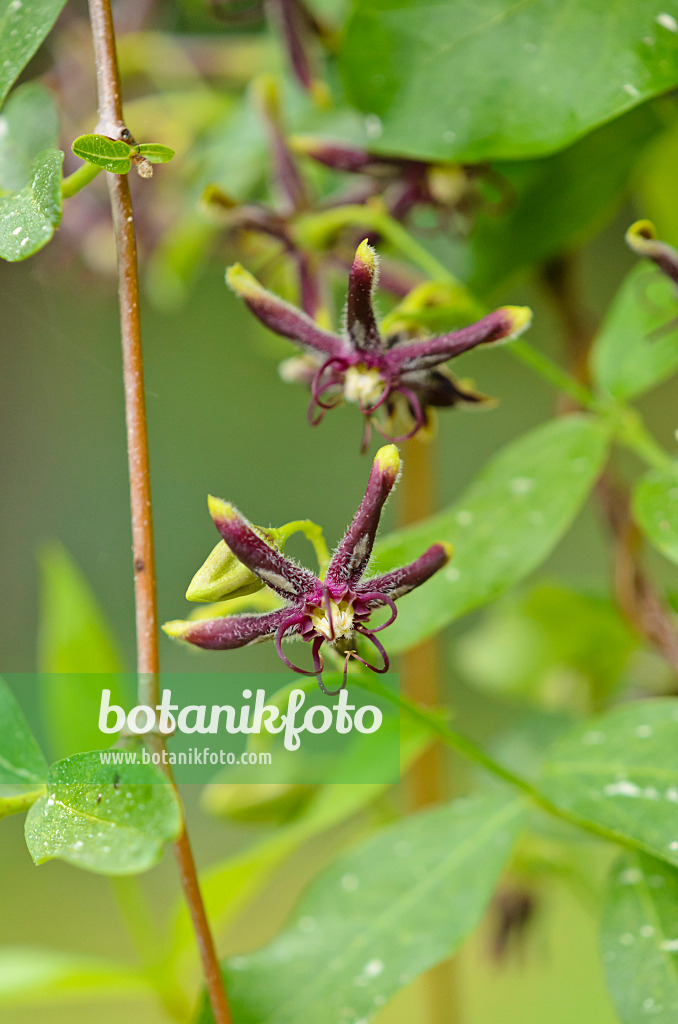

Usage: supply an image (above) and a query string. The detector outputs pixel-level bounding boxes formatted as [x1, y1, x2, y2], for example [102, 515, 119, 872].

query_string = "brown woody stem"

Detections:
[86, 3, 233, 1021]
[543, 254, 678, 684]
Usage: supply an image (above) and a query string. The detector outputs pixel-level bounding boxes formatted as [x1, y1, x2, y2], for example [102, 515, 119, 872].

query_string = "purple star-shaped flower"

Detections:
[227, 240, 532, 449]
[163, 445, 451, 695]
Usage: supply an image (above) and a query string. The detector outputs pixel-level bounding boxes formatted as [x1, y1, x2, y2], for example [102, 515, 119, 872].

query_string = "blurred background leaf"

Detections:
[455, 581, 639, 711]
[0, 0, 68, 108]
[539, 700, 678, 866]
[37, 543, 130, 760]
[633, 469, 678, 567]
[0, 676, 47, 787]
[199, 792, 525, 1024]
[373, 415, 611, 652]
[0, 947, 150, 1009]
[591, 264, 678, 399]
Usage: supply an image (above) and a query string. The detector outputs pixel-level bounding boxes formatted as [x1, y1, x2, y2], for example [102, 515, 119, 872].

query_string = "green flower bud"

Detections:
[186, 538, 267, 603]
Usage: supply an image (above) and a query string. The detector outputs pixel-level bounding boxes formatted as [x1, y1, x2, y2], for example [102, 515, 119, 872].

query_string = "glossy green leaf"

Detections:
[0, 83, 62, 261]
[373, 415, 611, 652]
[71, 134, 133, 173]
[591, 264, 678, 399]
[633, 469, 678, 566]
[0, 947, 149, 1007]
[470, 107, 661, 295]
[0, 82, 59, 193]
[601, 852, 678, 1024]
[136, 142, 175, 164]
[0, 0, 68, 109]
[0, 148, 63, 260]
[340, 0, 678, 162]
[25, 751, 182, 875]
[37, 543, 128, 759]
[169, 714, 430, 963]
[198, 792, 524, 1024]
[540, 700, 678, 867]
[0, 677, 47, 787]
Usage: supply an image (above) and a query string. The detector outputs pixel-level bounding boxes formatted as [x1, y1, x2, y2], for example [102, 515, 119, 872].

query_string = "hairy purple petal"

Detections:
[227, 264, 346, 359]
[209, 496, 319, 599]
[359, 542, 452, 601]
[163, 608, 294, 651]
[388, 306, 532, 372]
[346, 240, 381, 353]
[326, 445, 400, 585]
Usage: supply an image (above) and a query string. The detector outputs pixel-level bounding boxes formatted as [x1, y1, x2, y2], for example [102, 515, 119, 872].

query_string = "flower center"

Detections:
[343, 365, 385, 407]
[310, 597, 355, 641]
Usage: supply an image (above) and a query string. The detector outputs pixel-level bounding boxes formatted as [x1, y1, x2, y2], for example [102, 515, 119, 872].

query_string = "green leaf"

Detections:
[38, 544, 123, 674]
[0, 82, 59, 193]
[198, 792, 524, 1024]
[601, 852, 678, 1024]
[24, 751, 182, 875]
[0, 677, 47, 787]
[0, 148, 63, 260]
[0, 83, 62, 261]
[136, 142, 175, 164]
[0, 0, 69, 109]
[539, 700, 678, 867]
[591, 264, 678, 399]
[71, 134, 133, 173]
[0, 947, 149, 1007]
[633, 469, 678, 566]
[169, 715, 430, 963]
[339, 0, 678, 162]
[373, 415, 611, 652]
[470, 107, 661, 295]
[37, 543, 128, 759]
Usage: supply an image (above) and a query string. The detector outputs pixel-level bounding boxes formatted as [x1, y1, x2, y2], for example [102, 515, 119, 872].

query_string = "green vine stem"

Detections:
[276, 518, 331, 574]
[356, 674, 645, 852]
[86, 2, 233, 1021]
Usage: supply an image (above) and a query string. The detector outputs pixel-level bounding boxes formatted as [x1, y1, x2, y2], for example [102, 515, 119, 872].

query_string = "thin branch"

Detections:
[86, 3, 233, 1021]
[400, 438, 461, 1024]
[543, 254, 678, 684]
